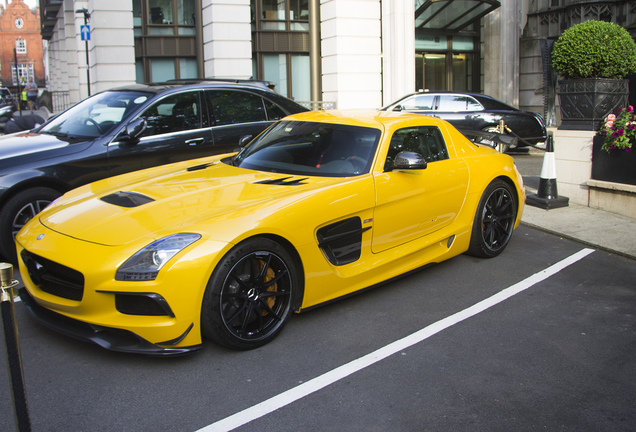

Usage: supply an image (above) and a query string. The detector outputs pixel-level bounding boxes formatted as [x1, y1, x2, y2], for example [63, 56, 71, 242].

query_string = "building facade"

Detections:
[0, 0, 45, 92]
[39, 0, 636, 122]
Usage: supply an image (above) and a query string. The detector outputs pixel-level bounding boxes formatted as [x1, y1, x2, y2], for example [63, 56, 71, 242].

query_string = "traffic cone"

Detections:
[525, 135, 569, 209]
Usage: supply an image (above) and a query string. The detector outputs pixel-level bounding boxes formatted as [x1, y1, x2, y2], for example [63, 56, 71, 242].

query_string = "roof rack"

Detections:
[162, 78, 277, 91]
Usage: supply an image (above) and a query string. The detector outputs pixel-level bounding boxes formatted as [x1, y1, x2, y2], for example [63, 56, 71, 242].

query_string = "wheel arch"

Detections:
[0, 175, 70, 209]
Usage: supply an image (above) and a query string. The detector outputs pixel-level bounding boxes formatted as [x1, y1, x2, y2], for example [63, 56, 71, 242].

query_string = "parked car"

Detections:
[0, 87, 16, 129]
[0, 80, 307, 261]
[381, 92, 547, 147]
[17, 110, 524, 355]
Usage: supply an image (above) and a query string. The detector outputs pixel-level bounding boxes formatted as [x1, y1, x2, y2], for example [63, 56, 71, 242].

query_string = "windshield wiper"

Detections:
[41, 130, 89, 141]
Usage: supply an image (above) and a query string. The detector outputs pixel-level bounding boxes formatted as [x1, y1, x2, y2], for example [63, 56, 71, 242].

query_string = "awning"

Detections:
[415, 0, 501, 32]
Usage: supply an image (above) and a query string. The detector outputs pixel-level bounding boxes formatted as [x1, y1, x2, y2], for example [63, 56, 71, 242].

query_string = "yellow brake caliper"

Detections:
[260, 261, 277, 315]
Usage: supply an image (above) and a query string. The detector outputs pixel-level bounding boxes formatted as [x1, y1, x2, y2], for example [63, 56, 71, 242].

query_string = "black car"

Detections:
[0, 80, 307, 261]
[0, 87, 16, 129]
[381, 92, 547, 147]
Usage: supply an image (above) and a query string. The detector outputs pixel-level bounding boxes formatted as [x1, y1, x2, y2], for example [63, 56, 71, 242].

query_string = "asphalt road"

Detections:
[1, 149, 635, 431]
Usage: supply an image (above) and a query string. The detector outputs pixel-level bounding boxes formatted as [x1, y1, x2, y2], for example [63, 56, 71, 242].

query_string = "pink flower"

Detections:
[627, 148, 632, 152]
[606, 121, 614, 128]
[611, 145, 616, 149]
[607, 114, 617, 121]
[628, 106, 634, 113]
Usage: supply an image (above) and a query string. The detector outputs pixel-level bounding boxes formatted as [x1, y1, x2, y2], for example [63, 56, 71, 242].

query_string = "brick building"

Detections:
[0, 0, 45, 93]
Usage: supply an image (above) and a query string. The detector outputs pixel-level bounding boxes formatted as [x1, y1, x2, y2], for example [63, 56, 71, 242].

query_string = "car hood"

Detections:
[39, 159, 343, 246]
[0, 132, 91, 161]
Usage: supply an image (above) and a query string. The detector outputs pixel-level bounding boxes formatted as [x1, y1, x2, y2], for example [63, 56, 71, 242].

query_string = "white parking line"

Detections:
[198, 248, 596, 432]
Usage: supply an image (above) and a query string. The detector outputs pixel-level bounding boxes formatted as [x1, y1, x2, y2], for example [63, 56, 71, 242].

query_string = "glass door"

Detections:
[415, 53, 447, 92]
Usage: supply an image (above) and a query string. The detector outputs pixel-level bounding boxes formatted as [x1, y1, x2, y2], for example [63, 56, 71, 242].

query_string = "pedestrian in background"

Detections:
[26, 77, 38, 113]
[20, 89, 27, 110]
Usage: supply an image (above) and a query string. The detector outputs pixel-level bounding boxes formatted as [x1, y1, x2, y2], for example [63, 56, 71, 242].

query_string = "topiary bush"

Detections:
[552, 20, 636, 79]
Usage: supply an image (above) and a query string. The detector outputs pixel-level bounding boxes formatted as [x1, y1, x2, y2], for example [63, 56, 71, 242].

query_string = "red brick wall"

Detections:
[0, 0, 45, 92]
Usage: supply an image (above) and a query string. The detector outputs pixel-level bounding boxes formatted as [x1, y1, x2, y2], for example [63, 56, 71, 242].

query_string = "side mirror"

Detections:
[392, 151, 427, 170]
[392, 105, 403, 112]
[126, 118, 147, 140]
[238, 134, 253, 148]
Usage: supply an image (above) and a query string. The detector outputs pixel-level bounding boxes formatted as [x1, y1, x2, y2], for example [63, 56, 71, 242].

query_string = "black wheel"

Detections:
[201, 238, 298, 350]
[0, 187, 61, 262]
[467, 179, 517, 258]
[84, 118, 104, 134]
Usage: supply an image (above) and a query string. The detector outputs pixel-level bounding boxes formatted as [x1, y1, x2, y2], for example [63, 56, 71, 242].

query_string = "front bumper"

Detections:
[19, 288, 201, 356]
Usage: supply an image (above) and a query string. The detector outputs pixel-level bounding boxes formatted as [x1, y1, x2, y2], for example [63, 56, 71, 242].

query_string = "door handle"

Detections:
[185, 138, 205, 146]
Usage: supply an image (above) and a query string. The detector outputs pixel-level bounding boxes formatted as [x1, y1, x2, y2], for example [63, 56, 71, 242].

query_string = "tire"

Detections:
[0, 187, 61, 263]
[467, 179, 517, 258]
[201, 238, 298, 350]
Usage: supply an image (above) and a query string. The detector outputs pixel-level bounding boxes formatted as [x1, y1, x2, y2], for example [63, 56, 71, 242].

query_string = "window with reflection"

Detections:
[146, 0, 195, 35]
[139, 91, 202, 137]
[385, 126, 449, 169]
[262, 0, 285, 29]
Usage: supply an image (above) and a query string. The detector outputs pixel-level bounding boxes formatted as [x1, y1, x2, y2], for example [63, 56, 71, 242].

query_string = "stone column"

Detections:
[62, 1, 79, 104]
[87, 0, 136, 94]
[201, 0, 252, 79]
[483, 0, 519, 106]
[381, 0, 414, 106]
[321, 0, 382, 109]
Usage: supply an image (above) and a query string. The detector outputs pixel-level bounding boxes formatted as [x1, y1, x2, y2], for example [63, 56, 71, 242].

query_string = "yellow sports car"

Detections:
[16, 110, 524, 355]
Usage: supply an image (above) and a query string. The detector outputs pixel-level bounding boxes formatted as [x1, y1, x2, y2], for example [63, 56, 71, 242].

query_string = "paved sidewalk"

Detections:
[522, 193, 636, 260]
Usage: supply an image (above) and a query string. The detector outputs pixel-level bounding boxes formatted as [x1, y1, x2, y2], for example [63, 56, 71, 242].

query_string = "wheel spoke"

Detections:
[255, 254, 272, 283]
[258, 298, 282, 321]
[263, 269, 289, 287]
[224, 302, 246, 324]
[240, 302, 256, 333]
[228, 271, 250, 290]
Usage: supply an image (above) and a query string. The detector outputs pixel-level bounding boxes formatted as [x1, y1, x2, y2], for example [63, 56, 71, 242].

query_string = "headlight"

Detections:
[115, 233, 201, 281]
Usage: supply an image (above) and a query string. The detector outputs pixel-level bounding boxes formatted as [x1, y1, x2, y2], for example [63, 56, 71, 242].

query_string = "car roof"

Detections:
[106, 79, 278, 95]
[392, 91, 518, 111]
[283, 109, 443, 129]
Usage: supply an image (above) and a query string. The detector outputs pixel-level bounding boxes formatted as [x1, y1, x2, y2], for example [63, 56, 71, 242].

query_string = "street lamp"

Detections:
[75, 8, 91, 97]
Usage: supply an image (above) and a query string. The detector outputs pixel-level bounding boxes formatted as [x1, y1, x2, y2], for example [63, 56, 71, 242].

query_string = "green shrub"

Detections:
[552, 20, 636, 79]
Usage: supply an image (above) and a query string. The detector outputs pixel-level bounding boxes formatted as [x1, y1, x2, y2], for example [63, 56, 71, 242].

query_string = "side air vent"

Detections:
[254, 177, 308, 186]
[100, 191, 155, 208]
[317, 217, 370, 266]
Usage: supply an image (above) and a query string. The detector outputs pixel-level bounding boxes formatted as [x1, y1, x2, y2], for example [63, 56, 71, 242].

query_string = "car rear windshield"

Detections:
[39, 91, 153, 139]
[232, 121, 381, 177]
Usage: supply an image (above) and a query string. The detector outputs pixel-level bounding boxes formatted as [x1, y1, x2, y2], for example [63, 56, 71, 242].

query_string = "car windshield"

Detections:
[39, 91, 152, 139]
[232, 121, 381, 177]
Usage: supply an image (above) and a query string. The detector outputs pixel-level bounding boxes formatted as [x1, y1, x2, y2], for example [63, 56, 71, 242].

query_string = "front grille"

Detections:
[21, 250, 85, 301]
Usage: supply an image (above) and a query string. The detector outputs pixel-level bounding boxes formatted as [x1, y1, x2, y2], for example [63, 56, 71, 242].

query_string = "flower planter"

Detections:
[591, 135, 636, 186]
[557, 78, 629, 131]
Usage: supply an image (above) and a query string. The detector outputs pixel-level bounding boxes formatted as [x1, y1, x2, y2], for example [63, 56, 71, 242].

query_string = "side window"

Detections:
[206, 90, 267, 125]
[438, 95, 482, 112]
[263, 99, 288, 120]
[401, 94, 435, 110]
[384, 126, 449, 170]
[465, 96, 483, 111]
[139, 91, 201, 137]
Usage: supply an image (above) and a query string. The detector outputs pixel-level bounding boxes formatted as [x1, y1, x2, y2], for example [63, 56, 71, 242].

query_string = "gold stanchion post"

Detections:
[1, 262, 31, 432]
